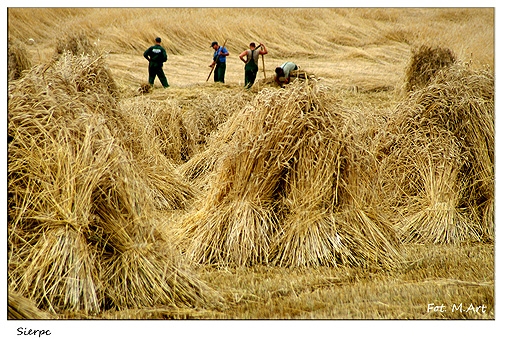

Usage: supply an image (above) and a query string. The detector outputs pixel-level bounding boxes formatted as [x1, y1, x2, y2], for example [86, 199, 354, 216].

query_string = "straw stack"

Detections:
[55, 30, 97, 56]
[377, 57, 494, 244]
[118, 97, 198, 165]
[404, 45, 456, 92]
[178, 79, 403, 268]
[178, 84, 301, 266]
[8, 51, 215, 316]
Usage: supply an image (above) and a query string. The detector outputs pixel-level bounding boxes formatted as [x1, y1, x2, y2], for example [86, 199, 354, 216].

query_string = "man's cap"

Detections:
[211, 41, 218, 47]
[155, 37, 161, 43]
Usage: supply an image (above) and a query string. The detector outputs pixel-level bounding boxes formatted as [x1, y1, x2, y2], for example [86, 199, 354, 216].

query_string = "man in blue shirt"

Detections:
[209, 41, 229, 83]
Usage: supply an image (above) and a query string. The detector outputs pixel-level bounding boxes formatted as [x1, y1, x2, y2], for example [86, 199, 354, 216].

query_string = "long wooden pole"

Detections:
[206, 39, 227, 82]
[261, 45, 266, 79]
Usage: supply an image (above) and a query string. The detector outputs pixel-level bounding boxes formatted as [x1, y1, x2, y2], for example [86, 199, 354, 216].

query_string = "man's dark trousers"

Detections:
[214, 62, 226, 83]
[149, 65, 169, 88]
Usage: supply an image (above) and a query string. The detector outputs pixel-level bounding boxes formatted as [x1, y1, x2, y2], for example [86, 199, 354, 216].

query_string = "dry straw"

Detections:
[55, 30, 97, 56]
[377, 48, 494, 244]
[174, 87, 257, 188]
[404, 45, 456, 92]
[119, 97, 200, 166]
[115, 97, 200, 210]
[8, 50, 216, 316]
[8, 291, 52, 320]
[8, 38, 32, 81]
[178, 79, 403, 268]
[115, 87, 253, 206]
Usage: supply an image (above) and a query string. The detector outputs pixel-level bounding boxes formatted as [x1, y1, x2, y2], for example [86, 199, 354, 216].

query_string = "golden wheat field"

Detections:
[5, 5, 506, 337]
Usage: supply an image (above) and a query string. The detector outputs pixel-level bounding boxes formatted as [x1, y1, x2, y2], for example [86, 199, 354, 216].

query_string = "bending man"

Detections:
[274, 61, 298, 87]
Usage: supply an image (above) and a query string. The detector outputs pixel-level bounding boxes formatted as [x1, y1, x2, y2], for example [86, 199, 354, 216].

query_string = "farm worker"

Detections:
[239, 42, 268, 89]
[274, 61, 298, 87]
[143, 37, 169, 88]
[209, 41, 229, 83]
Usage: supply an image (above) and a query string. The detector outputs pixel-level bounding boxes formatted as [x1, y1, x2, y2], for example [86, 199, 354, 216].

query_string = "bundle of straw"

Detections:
[173, 87, 257, 188]
[396, 133, 483, 243]
[271, 138, 344, 267]
[118, 97, 200, 165]
[8, 51, 215, 315]
[404, 45, 456, 92]
[377, 62, 494, 244]
[178, 79, 403, 268]
[55, 30, 97, 56]
[120, 88, 254, 196]
[270, 86, 402, 268]
[178, 84, 301, 265]
[114, 97, 200, 209]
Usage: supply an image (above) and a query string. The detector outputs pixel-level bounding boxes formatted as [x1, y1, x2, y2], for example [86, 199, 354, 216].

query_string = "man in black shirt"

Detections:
[143, 37, 169, 88]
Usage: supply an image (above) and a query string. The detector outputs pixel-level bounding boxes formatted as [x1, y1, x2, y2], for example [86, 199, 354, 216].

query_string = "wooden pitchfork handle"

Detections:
[261, 47, 266, 79]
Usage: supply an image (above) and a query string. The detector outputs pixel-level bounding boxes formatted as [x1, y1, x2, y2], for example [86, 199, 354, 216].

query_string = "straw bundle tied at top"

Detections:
[404, 45, 456, 93]
[377, 61, 494, 244]
[178, 84, 310, 266]
[178, 79, 403, 268]
[392, 132, 482, 243]
[8, 51, 215, 315]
